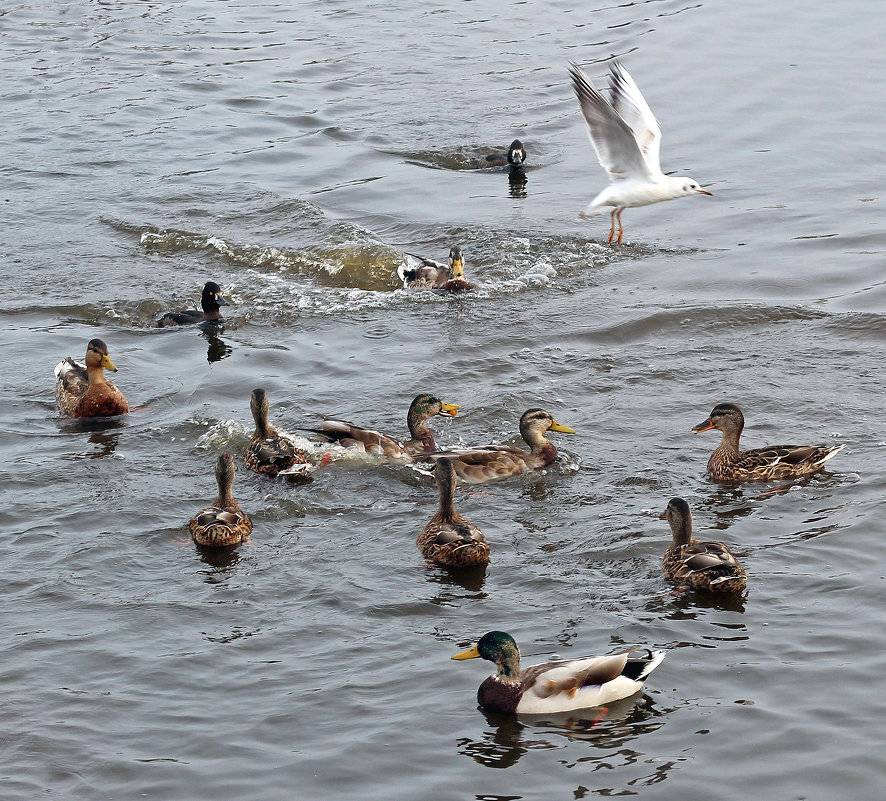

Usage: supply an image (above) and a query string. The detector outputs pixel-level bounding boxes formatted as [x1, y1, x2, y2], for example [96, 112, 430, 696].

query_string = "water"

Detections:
[3, 1, 885, 798]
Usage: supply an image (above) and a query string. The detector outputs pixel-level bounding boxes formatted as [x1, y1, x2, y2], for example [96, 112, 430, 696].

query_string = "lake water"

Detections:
[3, 1, 886, 799]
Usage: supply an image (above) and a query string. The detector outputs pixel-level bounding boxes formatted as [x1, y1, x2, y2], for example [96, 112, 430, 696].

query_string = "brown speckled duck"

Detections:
[54, 338, 129, 418]
[693, 402, 844, 482]
[306, 393, 459, 461]
[189, 452, 252, 548]
[398, 246, 473, 293]
[417, 408, 574, 485]
[660, 498, 746, 593]
[417, 457, 489, 567]
[452, 631, 665, 715]
[244, 389, 309, 477]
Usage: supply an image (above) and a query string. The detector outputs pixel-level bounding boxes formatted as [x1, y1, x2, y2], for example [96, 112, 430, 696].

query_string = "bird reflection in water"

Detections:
[88, 430, 120, 458]
[197, 543, 242, 578]
[457, 695, 663, 769]
[201, 328, 232, 363]
[508, 169, 528, 199]
[425, 563, 488, 607]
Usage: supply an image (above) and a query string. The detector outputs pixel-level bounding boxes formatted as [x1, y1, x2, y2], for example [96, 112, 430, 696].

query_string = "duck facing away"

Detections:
[660, 498, 746, 593]
[398, 246, 473, 292]
[417, 457, 490, 567]
[452, 631, 665, 714]
[569, 62, 711, 245]
[306, 393, 459, 461]
[417, 408, 574, 485]
[480, 139, 527, 169]
[157, 281, 229, 327]
[55, 338, 129, 418]
[244, 388, 309, 477]
[693, 402, 844, 482]
[189, 452, 252, 547]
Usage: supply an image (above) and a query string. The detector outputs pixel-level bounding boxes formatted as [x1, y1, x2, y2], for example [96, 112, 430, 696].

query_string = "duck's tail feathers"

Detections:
[621, 649, 666, 682]
[817, 443, 845, 465]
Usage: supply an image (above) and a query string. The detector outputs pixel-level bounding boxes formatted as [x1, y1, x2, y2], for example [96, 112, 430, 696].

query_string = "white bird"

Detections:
[569, 62, 711, 245]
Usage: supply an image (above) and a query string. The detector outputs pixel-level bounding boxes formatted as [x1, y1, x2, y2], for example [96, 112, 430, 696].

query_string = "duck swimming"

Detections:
[452, 631, 665, 714]
[306, 393, 459, 461]
[480, 139, 526, 169]
[417, 457, 489, 567]
[416, 408, 573, 485]
[189, 452, 252, 548]
[693, 402, 844, 482]
[157, 281, 229, 327]
[660, 497, 747, 593]
[54, 338, 129, 418]
[398, 246, 473, 292]
[244, 388, 309, 477]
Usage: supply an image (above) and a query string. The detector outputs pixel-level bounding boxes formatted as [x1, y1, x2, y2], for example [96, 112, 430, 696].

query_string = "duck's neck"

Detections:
[252, 408, 273, 439]
[522, 427, 556, 464]
[715, 426, 742, 455]
[215, 471, 235, 508]
[670, 514, 693, 547]
[203, 307, 223, 321]
[495, 648, 522, 683]
[407, 412, 435, 450]
[86, 363, 108, 387]
[435, 461, 458, 523]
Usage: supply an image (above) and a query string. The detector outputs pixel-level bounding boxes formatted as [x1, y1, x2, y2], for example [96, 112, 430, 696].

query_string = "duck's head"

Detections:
[507, 139, 526, 167]
[201, 281, 230, 312]
[670, 177, 712, 198]
[519, 408, 575, 439]
[410, 393, 460, 421]
[452, 630, 520, 667]
[85, 338, 118, 372]
[693, 402, 744, 436]
[659, 497, 692, 541]
[250, 387, 269, 421]
[448, 246, 466, 281]
[215, 451, 236, 487]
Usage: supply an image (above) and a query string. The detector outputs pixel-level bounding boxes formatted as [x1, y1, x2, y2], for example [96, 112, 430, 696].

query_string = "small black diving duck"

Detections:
[157, 281, 229, 327]
[480, 139, 526, 169]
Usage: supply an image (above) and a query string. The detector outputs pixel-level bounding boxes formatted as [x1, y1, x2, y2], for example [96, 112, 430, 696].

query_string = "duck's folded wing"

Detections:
[523, 654, 629, 700]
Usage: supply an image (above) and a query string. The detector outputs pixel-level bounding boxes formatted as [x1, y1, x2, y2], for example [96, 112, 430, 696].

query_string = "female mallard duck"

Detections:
[417, 457, 490, 567]
[189, 452, 252, 547]
[480, 139, 527, 169]
[54, 338, 129, 418]
[157, 281, 229, 327]
[398, 246, 473, 292]
[244, 388, 309, 477]
[452, 631, 665, 714]
[693, 402, 844, 482]
[306, 393, 459, 460]
[418, 408, 574, 485]
[660, 497, 747, 593]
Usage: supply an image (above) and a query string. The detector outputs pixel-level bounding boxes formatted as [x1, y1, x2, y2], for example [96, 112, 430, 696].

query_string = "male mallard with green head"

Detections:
[452, 631, 665, 714]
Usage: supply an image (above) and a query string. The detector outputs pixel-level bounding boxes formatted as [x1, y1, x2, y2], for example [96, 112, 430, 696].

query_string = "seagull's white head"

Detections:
[669, 177, 712, 198]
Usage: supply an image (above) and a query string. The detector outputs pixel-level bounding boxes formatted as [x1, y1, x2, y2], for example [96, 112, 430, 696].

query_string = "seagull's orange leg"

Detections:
[607, 209, 617, 244]
[616, 208, 625, 245]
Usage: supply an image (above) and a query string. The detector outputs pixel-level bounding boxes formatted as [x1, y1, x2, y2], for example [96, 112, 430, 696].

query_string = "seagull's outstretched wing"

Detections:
[608, 62, 662, 175]
[569, 63, 652, 182]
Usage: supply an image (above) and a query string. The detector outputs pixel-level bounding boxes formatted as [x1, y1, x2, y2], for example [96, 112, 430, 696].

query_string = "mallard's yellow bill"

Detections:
[692, 419, 715, 433]
[451, 644, 480, 660]
[440, 402, 460, 417]
[549, 419, 574, 433]
[101, 354, 119, 372]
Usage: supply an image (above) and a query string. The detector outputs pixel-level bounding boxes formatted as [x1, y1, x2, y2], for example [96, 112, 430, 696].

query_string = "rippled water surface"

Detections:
[3, 1, 886, 799]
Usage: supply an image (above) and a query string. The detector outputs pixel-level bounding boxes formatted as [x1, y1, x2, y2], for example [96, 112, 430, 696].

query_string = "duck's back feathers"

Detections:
[305, 419, 410, 458]
[398, 254, 451, 288]
[189, 504, 252, 547]
[717, 442, 844, 481]
[245, 436, 308, 477]
[665, 540, 747, 593]
[157, 309, 204, 327]
[418, 516, 489, 567]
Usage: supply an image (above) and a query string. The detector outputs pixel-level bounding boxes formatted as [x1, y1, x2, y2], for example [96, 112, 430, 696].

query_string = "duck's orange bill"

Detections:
[440, 402, 460, 417]
[692, 419, 715, 433]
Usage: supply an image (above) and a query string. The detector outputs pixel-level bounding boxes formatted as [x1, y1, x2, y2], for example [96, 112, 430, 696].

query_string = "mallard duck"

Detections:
[693, 402, 844, 482]
[417, 408, 574, 485]
[305, 393, 459, 460]
[417, 457, 490, 567]
[244, 388, 309, 477]
[569, 62, 711, 245]
[54, 338, 129, 418]
[398, 246, 473, 292]
[660, 497, 747, 593]
[189, 452, 252, 547]
[452, 631, 665, 714]
[157, 281, 229, 327]
[480, 139, 527, 169]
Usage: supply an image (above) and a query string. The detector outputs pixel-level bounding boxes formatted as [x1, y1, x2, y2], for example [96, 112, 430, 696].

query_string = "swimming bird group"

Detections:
[49, 60, 840, 718]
